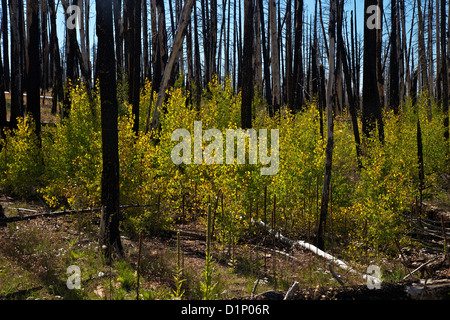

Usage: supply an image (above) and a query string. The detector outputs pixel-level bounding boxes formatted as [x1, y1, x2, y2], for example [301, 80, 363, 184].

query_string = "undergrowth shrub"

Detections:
[0, 115, 42, 196]
[40, 83, 102, 209]
[1, 77, 448, 259]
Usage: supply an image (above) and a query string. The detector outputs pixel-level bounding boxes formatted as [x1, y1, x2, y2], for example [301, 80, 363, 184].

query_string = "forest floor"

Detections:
[1, 193, 450, 300]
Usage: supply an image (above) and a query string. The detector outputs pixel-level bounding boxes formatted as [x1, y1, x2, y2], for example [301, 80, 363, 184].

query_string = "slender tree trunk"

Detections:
[9, 0, 22, 128]
[417, 0, 429, 92]
[311, 0, 319, 101]
[26, 0, 41, 138]
[210, 0, 217, 79]
[436, 0, 441, 103]
[441, 0, 449, 141]
[363, 0, 384, 142]
[389, 0, 400, 114]
[253, 0, 262, 96]
[376, 0, 384, 108]
[2, 0, 9, 91]
[317, 0, 336, 251]
[270, 0, 280, 113]
[258, 0, 272, 114]
[124, 0, 141, 133]
[150, 0, 194, 133]
[241, 0, 253, 129]
[143, 0, 149, 81]
[96, 0, 123, 260]
[49, 0, 63, 115]
[78, 0, 90, 88]
[157, 0, 168, 84]
[62, 0, 78, 117]
[113, 0, 123, 82]
[132, 0, 141, 132]
[337, 1, 361, 168]
[0, 33, 6, 135]
[150, 0, 161, 92]
[427, 0, 434, 101]
[193, 0, 201, 107]
[40, 0, 49, 92]
[293, 0, 303, 110]
[285, 0, 294, 109]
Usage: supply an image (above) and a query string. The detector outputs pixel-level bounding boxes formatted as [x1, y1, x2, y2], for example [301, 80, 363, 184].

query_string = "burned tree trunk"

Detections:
[441, 0, 449, 141]
[49, 0, 64, 115]
[96, 0, 123, 260]
[270, 0, 281, 113]
[293, 0, 303, 110]
[2, 0, 9, 91]
[9, 0, 23, 128]
[26, 0, 41, 138]
[241, 0, 253, 129]
[389, 0, 400, 114]
[317, 0, 336, 251]
[150, 0, 194, 133]
[363, 0, 384, 142]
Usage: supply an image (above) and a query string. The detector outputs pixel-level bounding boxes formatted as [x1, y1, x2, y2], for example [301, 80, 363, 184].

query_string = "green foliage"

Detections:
[2, 76, 448, 262]
[200, 252, 218, 300]
[0, 115, 43, 196]
[40, 83, 102, 209]
[115, 260, 136, 292]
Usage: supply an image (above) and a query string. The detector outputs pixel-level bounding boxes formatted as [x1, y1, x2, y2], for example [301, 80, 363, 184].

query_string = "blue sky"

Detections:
[55, 0, 367, 55]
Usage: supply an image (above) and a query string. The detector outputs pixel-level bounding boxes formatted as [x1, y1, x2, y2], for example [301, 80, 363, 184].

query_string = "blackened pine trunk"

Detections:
[285, 0, 294, 109]
[209, 0, 217, 80]
[253, 0, 262, 95]
[156, 0, 168, 80]
[2, 0, 9, 91]
[417, 119, 424, 204]
[26, 0, 41, 139]
[417, 0, 428, 92]
[9, 0, 22, 128]
[241, 0, 253, 129]
[389, 0, 400, 114]
[441, 0, 449, 141]
[376, 0, 384, 108]
[336, 0, 361, 168]
[63, 0, 78, 117]
[258, 0, 272, 114]
[142, 0, 149, 81]
[317, 0, 336, 251]
[311, 0, 319, 100]
[269, 0, 280, 113]
[125, 0, 141, 133]
[293, 0, 303, 110]
[150, 0, 194, 133]
[113, 0, 123, 82]
[193, 0, 201, 108]
[96, 0, 123, 260]
[40, 0, 49, 92]
[49, 0, 64, 115]
[0, 37, 6, 136]
[150, 0, 161, 92]
[363, 0, 384, 142]
[132, 0, 141, 133]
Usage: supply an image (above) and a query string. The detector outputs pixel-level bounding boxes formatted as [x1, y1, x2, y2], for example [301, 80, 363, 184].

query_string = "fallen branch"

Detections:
[252, 219, 378, 284]
[402, 255, 441, 280]
[283, 281, 299, 300]
[0, 203, 157, 224]
[327, 263, 345, 286]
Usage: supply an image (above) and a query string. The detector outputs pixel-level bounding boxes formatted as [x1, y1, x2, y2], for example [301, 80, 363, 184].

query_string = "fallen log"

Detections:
[0, 203, 158, 224]
[252, 219, 379, 285]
